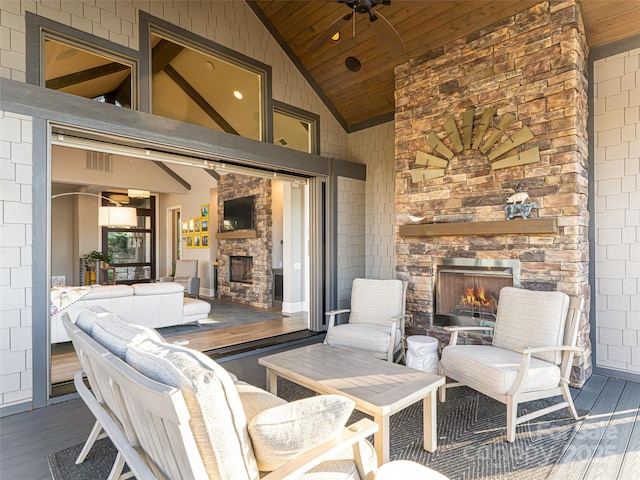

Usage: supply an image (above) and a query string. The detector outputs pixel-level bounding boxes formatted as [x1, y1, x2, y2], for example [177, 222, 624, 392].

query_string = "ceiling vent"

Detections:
[85, 150, 112, 173]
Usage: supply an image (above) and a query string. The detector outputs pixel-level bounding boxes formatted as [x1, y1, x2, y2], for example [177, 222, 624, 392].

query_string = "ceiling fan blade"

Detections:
[306, 12, 353, 53]
[369, 11, 405, 56]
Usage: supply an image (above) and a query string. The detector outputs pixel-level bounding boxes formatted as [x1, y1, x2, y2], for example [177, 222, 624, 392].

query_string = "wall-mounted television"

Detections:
[223, 196, 255, 231]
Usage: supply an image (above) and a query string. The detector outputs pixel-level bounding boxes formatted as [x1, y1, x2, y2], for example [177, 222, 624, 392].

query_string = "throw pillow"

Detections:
[126, 338, 259, 480]
[91, 311, 165, 359]
[248, 394, 355, 472]
[75, 305, 113, 335]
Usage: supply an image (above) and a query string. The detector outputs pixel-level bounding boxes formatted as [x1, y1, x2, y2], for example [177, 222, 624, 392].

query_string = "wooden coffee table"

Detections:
[258, 343, 445, 464]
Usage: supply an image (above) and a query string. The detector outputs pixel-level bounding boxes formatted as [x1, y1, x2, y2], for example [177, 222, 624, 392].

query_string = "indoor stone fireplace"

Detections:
[217, 173, 272, 308]
[394, 1, 591, 386]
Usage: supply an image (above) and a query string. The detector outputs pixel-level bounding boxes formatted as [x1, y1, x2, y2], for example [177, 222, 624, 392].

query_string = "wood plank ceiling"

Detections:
[252, 0, 640, 131]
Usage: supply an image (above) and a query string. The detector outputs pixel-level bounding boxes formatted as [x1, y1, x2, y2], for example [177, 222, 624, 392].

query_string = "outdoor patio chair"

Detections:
[324, 278, 408, 362]
[160, 259, 200, 297]
[438, 286, 584, 442]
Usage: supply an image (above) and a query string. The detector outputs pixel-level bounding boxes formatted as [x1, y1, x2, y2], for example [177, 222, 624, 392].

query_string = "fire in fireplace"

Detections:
[230, 255, 253, 284]
[433, 258, 519, 328]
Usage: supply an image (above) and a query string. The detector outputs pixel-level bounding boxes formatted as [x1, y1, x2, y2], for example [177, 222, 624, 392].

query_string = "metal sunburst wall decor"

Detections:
[409, 107, 541, 183]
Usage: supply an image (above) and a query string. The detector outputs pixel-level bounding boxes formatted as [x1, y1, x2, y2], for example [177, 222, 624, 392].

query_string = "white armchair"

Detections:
[438, 286, 584, 442]
[160, 259, 200, 297]
[324, 278, 408, 363]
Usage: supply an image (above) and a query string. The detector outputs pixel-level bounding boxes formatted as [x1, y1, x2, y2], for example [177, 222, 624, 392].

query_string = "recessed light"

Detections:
[233, 90, 243, 100]
[345, 56, 362, 72]
[205, 61, 215, 70]
[331, 32, 341, 41]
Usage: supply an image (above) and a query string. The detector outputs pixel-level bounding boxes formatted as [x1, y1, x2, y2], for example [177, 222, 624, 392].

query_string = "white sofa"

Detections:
[51, 282, 211, 343]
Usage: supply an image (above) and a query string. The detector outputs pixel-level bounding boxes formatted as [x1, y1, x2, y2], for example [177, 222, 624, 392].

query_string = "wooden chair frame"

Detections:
[63, 315, 380, 479]
[438, 296, 584, 442]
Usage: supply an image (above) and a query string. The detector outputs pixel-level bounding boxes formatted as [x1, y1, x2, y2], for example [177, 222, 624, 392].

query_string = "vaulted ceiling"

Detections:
[249, 0, 640, 132]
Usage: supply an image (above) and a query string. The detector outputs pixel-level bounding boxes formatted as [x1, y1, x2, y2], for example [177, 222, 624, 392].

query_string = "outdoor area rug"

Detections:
[48, 380, 585, 480]
[156, 297, 287, 339]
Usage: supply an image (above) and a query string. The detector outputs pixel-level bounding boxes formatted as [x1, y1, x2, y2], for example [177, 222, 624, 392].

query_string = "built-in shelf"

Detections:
[216, 230, 259, 239]
[399, 218, 558, 237]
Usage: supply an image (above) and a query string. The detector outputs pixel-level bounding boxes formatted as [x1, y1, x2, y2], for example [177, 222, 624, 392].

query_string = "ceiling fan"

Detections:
[306, 0, 406, 56]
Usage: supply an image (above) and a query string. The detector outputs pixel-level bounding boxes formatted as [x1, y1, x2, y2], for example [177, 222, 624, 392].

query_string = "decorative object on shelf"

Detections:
[504, 201, 540, 220]
[51, 191, 137, 227]
[408, 106, 541, 183]
[396, 213, 426, 225]
[506, 191, 530, 204]
[83, 250, 113, 270]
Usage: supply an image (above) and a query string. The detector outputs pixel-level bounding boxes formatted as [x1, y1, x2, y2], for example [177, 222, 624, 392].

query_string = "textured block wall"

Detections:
[217, 174, 272, 309]
[336, 177, 365, 309]
[348, 121, 396, 280]
[0, 111, 33, 407]
[394, 1, 591, 385]
[593, 47, 640, 375]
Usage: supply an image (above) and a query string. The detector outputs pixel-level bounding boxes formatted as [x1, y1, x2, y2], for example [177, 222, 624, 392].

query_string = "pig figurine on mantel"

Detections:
[506, 191, 529, 204]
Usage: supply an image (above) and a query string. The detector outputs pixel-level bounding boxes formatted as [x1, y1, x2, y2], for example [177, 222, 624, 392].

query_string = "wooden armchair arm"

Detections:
[508, 345, 583, 396]
[444, 326, 495, 345]
[514, 345, 583, 355]
[325, 309, 351, 329]
[263, 418, 379, 480]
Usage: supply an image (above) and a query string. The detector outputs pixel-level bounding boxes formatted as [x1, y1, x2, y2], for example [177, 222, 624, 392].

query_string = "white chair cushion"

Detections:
[326, 323, 402, 355]
[236, 382, 287, 422]
[75, 305, 113, 335]
[349, 278, 404, 326]
[90, 311, 165, 359]
[126, 339, 259, 480]
[441, 345, 561, 395]
[492, 287, 570, 364]
[248, 394, 355, 472]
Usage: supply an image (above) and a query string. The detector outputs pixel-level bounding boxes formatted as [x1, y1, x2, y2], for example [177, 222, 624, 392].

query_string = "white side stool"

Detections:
[376, 460, 450, 479]
[406, 335, 439, 374]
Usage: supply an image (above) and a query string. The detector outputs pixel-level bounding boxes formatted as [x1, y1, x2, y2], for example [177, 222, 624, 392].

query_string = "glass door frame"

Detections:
[101, 193, 156, 283]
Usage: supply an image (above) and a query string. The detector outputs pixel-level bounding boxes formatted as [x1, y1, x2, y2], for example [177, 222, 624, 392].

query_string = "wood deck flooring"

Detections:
[1, 368, 637, 480]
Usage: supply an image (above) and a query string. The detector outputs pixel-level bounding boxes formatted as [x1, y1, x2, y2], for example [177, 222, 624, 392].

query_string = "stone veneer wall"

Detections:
[217, 174, 272, 308]
[394, 1, 591, 385]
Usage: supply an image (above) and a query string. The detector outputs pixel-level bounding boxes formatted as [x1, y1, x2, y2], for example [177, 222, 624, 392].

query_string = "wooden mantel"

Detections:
[398, 218, 557, 237]
[216, 230, 259, 239]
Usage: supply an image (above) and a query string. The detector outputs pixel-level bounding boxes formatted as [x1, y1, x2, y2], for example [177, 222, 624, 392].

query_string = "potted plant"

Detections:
[83, 250, 113, 270]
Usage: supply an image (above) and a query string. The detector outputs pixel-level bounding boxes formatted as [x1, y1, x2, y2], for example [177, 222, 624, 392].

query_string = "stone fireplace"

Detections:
[217, 174, 272, 309]
[229, 255, 254, 284]
[394, 1, 591, 385]
[433, 258, 519, 328]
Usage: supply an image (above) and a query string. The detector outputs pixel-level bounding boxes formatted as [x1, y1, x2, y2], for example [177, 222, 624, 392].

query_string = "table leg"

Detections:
[373, 413, 390, 466]
[423, 390, 437, 452]
[265, 369, 278, 395]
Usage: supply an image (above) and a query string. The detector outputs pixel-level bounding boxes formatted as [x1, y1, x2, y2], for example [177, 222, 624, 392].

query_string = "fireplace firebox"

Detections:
[230, 256, 253, 284]
[433, 258, 519, 328]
